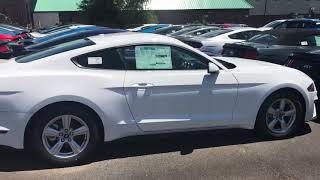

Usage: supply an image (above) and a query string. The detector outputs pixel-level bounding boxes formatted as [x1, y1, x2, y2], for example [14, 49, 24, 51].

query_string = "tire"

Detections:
[27, 105, 102, 166]
[255, 91, 304, 139]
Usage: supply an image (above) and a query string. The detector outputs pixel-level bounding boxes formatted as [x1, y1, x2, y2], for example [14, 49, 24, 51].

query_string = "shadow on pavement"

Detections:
[0, 123, 312, 172]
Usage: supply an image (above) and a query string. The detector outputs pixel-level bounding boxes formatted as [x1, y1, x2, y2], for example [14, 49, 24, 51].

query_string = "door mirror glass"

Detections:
[208, 62, 219, 73]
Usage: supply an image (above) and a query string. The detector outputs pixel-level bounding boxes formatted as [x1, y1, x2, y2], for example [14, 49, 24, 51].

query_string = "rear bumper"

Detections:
[0, 112, 29, 149]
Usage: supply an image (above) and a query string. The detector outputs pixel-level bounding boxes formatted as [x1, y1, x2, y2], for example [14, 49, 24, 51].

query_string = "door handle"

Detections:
[131, 83, 154, 88]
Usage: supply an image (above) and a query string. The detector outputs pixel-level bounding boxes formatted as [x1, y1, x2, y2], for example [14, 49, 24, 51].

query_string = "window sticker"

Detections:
[135, 46, 172, 69]
[88, 57, 103, 65]
[301, 41, 308, 46]
[315, 36, 320, 46]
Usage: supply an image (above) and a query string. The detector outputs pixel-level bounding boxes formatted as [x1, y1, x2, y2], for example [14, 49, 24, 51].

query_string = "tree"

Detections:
[79, 0, 158, 27]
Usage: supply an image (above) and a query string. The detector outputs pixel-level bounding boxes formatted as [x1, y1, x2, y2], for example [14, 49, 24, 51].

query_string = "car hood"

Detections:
[215, 57, 287, 72]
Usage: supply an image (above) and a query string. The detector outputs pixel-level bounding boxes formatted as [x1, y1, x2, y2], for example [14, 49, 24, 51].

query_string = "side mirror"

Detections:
[208, 62, 220, 74]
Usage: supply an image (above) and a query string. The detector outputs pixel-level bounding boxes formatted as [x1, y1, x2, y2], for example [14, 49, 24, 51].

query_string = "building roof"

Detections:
[34, 0, 81, 12]
[34, 0, 253, 12]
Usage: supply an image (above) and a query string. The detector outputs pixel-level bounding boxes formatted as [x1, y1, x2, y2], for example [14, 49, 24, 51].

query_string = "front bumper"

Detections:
[0, 112, 29, 149]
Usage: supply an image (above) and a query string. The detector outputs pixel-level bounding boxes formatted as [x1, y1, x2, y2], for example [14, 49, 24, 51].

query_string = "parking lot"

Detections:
[0, 119, 319, 180]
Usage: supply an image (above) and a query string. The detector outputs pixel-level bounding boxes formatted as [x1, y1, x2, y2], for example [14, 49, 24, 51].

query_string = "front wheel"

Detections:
[27, 106, 102, 166]
[255, 91, 304, 139]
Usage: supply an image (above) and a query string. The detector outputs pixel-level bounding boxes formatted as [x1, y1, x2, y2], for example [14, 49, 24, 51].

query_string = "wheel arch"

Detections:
[24, 96, 107, 148]
[256, 85, 307, 124]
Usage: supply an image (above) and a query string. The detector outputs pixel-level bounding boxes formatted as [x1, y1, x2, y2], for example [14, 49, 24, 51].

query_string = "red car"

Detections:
[0, 33, 21, 41]
[0, 27, 30, 41]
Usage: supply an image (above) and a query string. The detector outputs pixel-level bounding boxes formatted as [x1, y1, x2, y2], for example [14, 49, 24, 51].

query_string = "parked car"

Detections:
[182, 28, 262, 56]
[174, 26, 220, 40]
[0, 40, 12, 59]
[0, 27, 29, 41]
[138, 24, 171, 33]
[20, 26, 106, 46]
[0, 33, 316, 165]
[126, 24, 158, 31]
[31, 24, 91, 38]
[168, 25, 205, 37]
[9, 28, 127, 57]
[260, 20, 287, 30]
[222, 29, 320, 64]
[152, 25, 185, 35]
[285, 50, 320, 96]
[261, 19, 320, 30]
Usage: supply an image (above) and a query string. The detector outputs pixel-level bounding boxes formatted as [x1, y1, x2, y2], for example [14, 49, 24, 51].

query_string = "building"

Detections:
[0, 0, 33, 26]
[247, 0, 320, 26]
[143, 0, 253, 24]
[33, 0, 253, 27]
[33, 0, 87, 28]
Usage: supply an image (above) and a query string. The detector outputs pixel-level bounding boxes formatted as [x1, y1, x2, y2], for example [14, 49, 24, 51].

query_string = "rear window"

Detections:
[15, 39, 95, 63]
[248, 34, 279, 44]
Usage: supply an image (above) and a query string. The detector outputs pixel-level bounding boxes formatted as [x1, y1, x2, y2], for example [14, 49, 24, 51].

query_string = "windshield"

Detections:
[169, 26, 202, 36]
[248, 33, 279, 44]
[263, 20, 284, 28]
[16, 39, 95, 63]
[199, 29, 232, 38]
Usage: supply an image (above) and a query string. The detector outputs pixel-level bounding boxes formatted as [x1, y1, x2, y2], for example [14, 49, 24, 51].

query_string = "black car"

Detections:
[0, 40, 12, 59]
[285, 50, 320, 96]
[222, 29, 320, 65]
[9, 28, 126, 57]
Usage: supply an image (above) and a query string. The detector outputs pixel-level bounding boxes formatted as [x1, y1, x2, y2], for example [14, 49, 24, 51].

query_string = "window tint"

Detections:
[248, 33, 279, 44]
[118, 45, 208, 70]
[186, 28, 218, 37]
[199, 29, 232, 38]
[73, 48, 125, 70]
[229, 31, 260, 40]
[276, 21, 316, 29]
[301, 35, 320, 46]
[16, 39, 95, 63]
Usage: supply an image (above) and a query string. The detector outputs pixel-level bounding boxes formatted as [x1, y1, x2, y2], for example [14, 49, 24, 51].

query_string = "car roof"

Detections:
[287, 18, 320, 22]
[262, 28, 320, 36]
[88, 32, 186, 47]
[253, 29, 320, 45]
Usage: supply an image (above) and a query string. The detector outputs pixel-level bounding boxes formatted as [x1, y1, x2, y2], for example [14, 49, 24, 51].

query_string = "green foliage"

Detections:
[79, 0, 158, 27]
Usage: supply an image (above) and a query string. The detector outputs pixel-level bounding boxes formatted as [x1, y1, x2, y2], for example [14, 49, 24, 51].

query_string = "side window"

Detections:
[275, 22, 288, 29]
[73, 49, 125, 69]
[118, 45, 208, 70]
[301, 35, 320, 46]
[229, 31, 260, 40]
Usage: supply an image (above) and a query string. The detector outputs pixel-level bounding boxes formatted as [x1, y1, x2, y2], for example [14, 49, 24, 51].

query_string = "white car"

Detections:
[183, 28, 262, 56]
[0, 33, 317, 165]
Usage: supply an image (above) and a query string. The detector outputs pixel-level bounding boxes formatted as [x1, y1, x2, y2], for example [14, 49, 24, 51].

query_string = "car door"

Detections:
[119, 44, 238, 132]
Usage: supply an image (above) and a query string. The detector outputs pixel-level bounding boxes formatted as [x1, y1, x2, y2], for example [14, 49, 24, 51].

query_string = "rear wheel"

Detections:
[27, 106, 102, 166]
[255, 91, 304, 139]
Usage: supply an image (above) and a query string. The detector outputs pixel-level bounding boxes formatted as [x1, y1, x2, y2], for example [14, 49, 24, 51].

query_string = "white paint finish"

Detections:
[0, 33, 317, 149]
[196, 28, 262, 56]
[124, 70, 238, 131]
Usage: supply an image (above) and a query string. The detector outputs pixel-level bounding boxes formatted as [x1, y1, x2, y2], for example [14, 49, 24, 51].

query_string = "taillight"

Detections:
[0, 45, 10, 53]
[308, 83, 316, 92]
[244, 51, 257, 59]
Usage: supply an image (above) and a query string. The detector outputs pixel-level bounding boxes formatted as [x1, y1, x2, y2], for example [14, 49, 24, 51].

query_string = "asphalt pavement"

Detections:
[0, 120, 320, 180]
